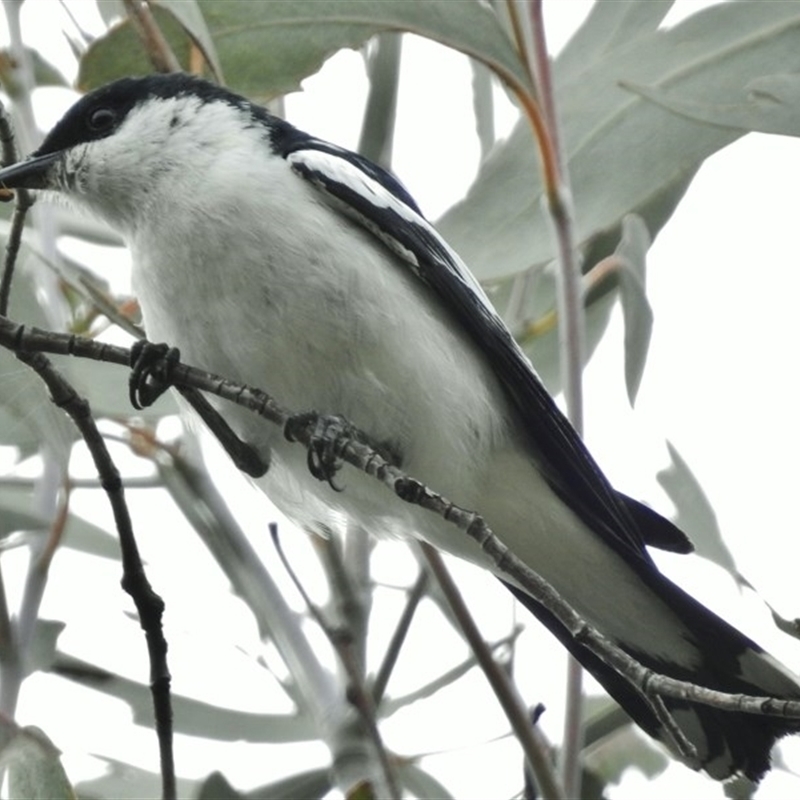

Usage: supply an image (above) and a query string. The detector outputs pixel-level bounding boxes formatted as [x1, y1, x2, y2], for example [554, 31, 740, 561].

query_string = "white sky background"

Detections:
[5, 1, 800, 798]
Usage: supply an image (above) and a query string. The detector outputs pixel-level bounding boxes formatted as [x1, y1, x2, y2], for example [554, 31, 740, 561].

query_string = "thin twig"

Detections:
[270, 524, 401, 800]
[14, 348, 176, 800]
[0, 569, 18, 719]
[420, 543, 564, 800]
[122, 0, 181, 73]
[316, 532, 370, 679]
[6, 321, 800, 730]
[16, 479, 71, 658]
[0, 98, 33, 317]
[527, 0, 562, 158]
[372, 570, 428, 705]
[504, 0, 537, 91]
[524, 2, 585, 793]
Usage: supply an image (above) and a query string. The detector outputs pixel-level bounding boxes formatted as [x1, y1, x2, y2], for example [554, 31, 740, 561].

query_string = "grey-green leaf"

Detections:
[438, 2, 800, 282]
[76, 756, 197, 800]
[80, 1, 529, 103]
[398, 763, 456, 800]
[198, 768, 332, 800]
[656, 442, 745, 584]
[0, 725, 75, 800]
[156, 0, 223, 81]
[557, 0, 675, 85]
[358, 33, 403, 167]
[623, 73, 800, 137]
[52, 652, 314, 742]
[614, 215, 653, 404]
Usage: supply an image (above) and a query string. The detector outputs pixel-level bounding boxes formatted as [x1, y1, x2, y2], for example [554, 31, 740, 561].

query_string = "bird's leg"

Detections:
[129, 340, 179, 410]
[129, 340, 269, 478]
[285, 412, 352, 491]
[285, 412, 403, 491]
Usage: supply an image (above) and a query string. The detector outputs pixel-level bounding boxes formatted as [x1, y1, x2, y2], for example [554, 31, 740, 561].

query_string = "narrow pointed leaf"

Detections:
[80, 1, 529, 102]
[614, 215, 653, 404]
[623, 73, 800, 137]
[656, 442, 744, 583]
[438, 3, 800, 282]
[0, 724, 75, 800]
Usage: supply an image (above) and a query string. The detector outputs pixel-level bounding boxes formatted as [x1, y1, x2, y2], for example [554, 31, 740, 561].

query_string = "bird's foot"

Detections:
[129, 341, 180, 410]
[284, 412, 357, 491]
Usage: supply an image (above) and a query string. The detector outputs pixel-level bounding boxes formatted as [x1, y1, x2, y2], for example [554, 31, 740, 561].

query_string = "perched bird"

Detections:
[1, 73, 797, 782]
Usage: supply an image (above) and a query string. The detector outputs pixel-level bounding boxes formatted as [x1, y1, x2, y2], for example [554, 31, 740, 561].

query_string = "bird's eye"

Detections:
[87, 107, 117, 133]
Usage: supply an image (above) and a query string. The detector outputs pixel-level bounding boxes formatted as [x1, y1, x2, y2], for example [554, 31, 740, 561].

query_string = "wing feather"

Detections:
[281, 140, 652, 564]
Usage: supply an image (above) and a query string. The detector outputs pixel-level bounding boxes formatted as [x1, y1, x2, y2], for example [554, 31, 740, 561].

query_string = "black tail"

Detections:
[504, 573, 800, 782]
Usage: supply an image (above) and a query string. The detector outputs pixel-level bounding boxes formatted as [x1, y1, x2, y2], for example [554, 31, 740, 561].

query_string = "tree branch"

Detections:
[13, 347, 176, 800]
[4, 321, 800, 752]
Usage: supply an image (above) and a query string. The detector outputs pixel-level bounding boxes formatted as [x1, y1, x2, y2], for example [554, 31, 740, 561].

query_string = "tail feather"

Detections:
[504, 573, 800, 782]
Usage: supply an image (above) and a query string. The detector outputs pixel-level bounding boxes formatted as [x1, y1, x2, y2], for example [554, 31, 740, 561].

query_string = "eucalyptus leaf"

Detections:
[0, 478, 47, 540]
[0, 47, 69, 99]
[196, 772, 246, 800]
[0, 725, 74, 800]
[518, 275, 618, 394]
[584, 725, 669, 786]
[656, 442, 745, 584]
[623, 73, 800, 137]
[0, 264, 76, 459]
[79, 0, 530, 102]
[358, 33, 402, 168]
[557, 0, 675, 86]
[78, 7, 198, 91]
[23, 620, 66, 676]
[397, 763, 455, 800]
[471, 58, 495, 161]
[95, 1, 125, 28]
[75, 756, 197, 800]
[51, 652, 315, 742]
[613, 215, 653, 404]
[156, 0, 223, 81]
[582, 698, 631, 749]
[438, 2, 800, 281]
[198, 768, 332, 800]
[0, 506, 42, 541]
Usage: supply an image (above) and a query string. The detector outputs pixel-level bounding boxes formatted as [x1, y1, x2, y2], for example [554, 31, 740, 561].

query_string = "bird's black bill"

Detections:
[0, 151, 61, 194]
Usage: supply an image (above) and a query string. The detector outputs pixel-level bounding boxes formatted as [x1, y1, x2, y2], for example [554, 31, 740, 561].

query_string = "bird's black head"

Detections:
[36, 73, 246, 158]
[0, 73, 251, 194]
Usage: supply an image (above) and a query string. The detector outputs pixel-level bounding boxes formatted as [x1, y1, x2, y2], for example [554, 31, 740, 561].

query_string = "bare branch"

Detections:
[5, 322, 800, 731]
[13, 347, 176, 800]
[421, 542, 565, 800]
[122, 0, 181, 74]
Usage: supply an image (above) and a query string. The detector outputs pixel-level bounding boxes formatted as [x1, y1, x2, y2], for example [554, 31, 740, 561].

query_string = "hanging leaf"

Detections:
[656, 442, 746, 585]
[79, 0, 530, 102]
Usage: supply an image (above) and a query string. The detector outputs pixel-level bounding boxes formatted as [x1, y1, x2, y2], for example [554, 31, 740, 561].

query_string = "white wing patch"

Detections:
[285, 146, 497, 315]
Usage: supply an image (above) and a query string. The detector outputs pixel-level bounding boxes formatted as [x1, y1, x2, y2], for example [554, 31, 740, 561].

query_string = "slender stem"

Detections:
[6, 323, 800, 729]
[122, 0, 181, 73]
[521, 3, 585, 794]
[421, 543, 564, 800]
[358, 33, 402, 168]
[0, 569, 20, 720]
[372, 570, 428, 705]
[164, 448, 340, 722]
[271, 525, 401, 800]
[0, 2, 69, 740]
[16, 348, 176, 800]
[16, 482, 70, 658]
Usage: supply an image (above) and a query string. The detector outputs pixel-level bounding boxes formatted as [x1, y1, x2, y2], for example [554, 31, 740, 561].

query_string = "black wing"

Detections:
[278, 138, 686, 563]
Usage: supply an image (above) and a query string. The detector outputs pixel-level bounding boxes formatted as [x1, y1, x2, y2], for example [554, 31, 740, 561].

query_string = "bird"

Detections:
[0, 72, 797, 782]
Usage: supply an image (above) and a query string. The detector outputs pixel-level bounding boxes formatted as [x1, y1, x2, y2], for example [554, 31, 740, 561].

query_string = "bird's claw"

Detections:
[129, 341, 180, 410]
[285, 412, 354, 491]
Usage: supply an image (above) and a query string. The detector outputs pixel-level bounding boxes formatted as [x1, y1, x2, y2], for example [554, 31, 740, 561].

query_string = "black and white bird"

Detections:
[1, 73, 797, 782]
